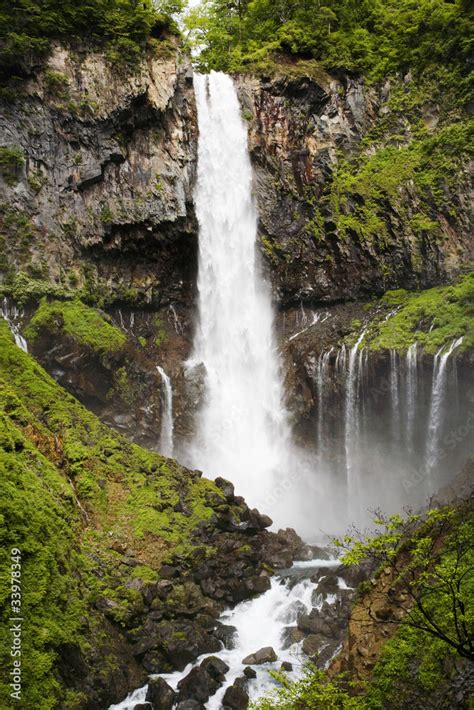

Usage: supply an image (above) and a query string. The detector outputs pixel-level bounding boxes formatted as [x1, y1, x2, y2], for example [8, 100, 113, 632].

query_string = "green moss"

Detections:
[25, 298, 127, 355]
[1, 272, 69, 305]
[154, 315, 167, 347]
[27, 170, 48, 193]
[0, 145, 25, 185]
[366, 270, 474, 353]
[43, 69, 69, 99]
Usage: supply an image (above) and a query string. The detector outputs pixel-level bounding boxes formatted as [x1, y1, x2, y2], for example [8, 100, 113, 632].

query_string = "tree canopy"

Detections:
[0, 0, 183, 77]
[186, 0, 473, 89]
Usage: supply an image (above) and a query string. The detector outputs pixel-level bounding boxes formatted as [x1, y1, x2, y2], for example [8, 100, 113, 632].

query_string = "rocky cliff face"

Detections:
[236, 67, 473, 307]
[2, 50, 472, 478]
[0, 40, 198, 308]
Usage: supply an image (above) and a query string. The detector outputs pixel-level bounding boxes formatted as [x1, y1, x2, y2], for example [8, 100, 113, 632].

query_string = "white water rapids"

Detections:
[109, 558, 344, 710]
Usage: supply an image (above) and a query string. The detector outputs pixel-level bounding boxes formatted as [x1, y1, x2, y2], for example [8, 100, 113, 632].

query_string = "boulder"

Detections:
[281, 625, 305, 649]
[146, 677, 176, 710]
[200, 655, 230, 685]
[243, 666, 256, 679]
[214, 477, 235, 499]
[177, 667, 211, 703]
[242, 646, 277, 665]
[176, 701, 205, 710]
[281, 661, 293, 671]
[302, 634, 325, 657]
[213, 623, 237, 649]
[222, 682, 249, 709]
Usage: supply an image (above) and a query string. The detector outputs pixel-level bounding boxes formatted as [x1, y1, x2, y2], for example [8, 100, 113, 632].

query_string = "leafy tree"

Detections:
[335, 505, 474, 661]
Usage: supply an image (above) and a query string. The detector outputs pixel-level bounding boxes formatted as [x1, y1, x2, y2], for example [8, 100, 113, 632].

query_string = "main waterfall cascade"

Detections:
[185, 72, 305, 527]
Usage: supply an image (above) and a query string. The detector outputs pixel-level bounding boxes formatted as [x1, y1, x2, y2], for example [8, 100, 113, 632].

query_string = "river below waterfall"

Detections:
[109, 555, 348, 710]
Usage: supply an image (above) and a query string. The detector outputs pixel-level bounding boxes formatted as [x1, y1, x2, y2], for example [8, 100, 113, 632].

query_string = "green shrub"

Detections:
[0, 146, 25, 186]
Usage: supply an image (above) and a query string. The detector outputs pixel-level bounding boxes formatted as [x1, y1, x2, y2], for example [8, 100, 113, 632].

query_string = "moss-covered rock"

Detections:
[360, 270, 474, 353]
[25, 298, 127, 356]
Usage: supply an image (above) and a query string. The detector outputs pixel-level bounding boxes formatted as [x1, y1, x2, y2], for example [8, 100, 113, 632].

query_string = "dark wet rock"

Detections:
[214, 477, 235, 500]
[231, 574, 271, 602]
[281, 661, 293, 671]
[133, 704, 149, 710]
[312, 572, 339, 600]
[222, 681, 250, 709]
[145, 677, 176, 710]
[302, 634, 325, 657]
[200, 655, 230, 687]
[243, 666, 257, 679]
[242, 646, 277, 665]
[141, 620, 221, 672]
[177, 667, 212, 703]
[213, 623, 238, 649]
[281, 625, 305, 649]
[176, 701, 205, 710]
[336, 562, 372, 589]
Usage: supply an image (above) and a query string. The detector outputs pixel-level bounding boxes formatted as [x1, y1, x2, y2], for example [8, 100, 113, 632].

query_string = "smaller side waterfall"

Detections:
[425, 337, 464, 478]
[344, 331, 366, 513]
[157, 366, 174, 457]
[390, 349, 400, 445]
[1, 298, 27, 352]
[405, 343, 418, 452]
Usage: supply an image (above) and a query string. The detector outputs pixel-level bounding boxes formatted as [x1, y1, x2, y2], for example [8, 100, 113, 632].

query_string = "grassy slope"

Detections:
[0, 318, 227, 708]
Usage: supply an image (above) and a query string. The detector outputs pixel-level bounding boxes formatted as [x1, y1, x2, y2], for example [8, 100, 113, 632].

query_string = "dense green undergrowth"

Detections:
[359, 269, 474, 353]
[0, 319, 225, 707]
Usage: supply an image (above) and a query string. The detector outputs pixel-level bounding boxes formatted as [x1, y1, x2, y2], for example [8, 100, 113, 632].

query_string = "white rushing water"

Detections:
[187, 72, 293, 523]
[156, 366, 174, 457]
[109, 560, 342, 710]
[1, 298, 27, 352]
[405, 343, 418, 453]
[344, 331, 365, 519]
[425, 337, 464, 482]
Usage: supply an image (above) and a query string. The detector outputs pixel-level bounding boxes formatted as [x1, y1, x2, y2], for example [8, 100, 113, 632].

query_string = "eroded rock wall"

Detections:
[0, 40, 198, 307]
[236, 71, 473, 307]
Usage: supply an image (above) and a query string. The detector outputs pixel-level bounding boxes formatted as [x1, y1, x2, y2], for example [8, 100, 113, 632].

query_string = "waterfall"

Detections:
[1, 298, 27, 352]
[425, 337, 464, 481]
[344, 331, 365, 516]
[188, 72, 290, 515]
[157, 366, 174, 457]
[390, 349, 400, 444]
[405, 343, 418, 452]
[316, 348, 333, 456]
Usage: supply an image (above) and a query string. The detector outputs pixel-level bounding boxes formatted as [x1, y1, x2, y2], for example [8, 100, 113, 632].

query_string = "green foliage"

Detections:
[336, 506, 474, 660]
[27, 170, 48, 193]
[188, 0, 473, 98]
[154, 315, 167, 347]
[0, 146, 25, 186]
[365, 270, 474, 353]
[252, 667, 367, 709]
[0, 0, 177, 78]
[25, 298, 127, 355]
